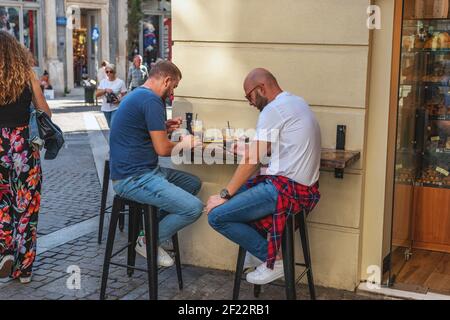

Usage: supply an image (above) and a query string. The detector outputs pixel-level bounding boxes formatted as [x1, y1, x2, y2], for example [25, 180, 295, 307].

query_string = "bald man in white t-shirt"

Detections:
[206, 68, 321, 285]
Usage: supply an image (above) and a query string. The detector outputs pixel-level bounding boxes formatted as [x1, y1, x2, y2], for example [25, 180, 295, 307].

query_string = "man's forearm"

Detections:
[224, 140, 269, 196]
[226, 161, 260, 196]
[96, 89, 105, 98]
[160, 140, 178, 157]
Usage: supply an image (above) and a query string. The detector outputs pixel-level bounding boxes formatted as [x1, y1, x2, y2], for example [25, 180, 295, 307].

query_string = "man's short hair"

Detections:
[148, 60, 182, 80]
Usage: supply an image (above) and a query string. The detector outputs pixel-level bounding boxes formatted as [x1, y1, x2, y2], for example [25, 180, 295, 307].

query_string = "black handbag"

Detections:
[36, 109, 65, 160]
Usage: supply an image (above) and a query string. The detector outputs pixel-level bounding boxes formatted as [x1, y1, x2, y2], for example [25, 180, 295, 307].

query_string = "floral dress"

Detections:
[0, 126, 41, 279]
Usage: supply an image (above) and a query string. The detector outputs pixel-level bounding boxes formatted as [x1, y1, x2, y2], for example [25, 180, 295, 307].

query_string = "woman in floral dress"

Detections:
[0, 31, 51, 283]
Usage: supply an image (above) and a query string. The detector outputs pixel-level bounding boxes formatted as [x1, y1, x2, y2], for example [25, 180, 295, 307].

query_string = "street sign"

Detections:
[91, 26, 100, 42]
[56, 16, 67, 26]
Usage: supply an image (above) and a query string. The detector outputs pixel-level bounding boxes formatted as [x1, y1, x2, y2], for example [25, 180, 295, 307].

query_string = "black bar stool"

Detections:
[98, 159, 125, 244]
[100, 195, 183, 300]
[233, 210, 316, 300]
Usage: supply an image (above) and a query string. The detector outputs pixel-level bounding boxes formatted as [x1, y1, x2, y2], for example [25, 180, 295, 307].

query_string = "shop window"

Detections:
[23, 9, 39, 66]
[0, 6, 20, 42]
[73, 28, 88, 86]
[0, 3, 41, 67]
[142, 15, 161, 67]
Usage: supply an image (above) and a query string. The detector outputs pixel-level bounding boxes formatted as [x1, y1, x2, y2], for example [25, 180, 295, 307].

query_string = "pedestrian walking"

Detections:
[0, 31, 52, 283]
[127, 55, 148, 91]
[96, 64, 127, 128]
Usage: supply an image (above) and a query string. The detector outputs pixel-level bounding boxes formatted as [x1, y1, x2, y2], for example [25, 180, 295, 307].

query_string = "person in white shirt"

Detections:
[96, 64, 127, 127]
[206, 68, 321, 285]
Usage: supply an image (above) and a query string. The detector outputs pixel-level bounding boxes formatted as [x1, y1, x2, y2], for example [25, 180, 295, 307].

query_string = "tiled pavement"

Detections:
[0, 230, 388, 300]
[38, 132, 102, 236]
[0, 96, 391, 300]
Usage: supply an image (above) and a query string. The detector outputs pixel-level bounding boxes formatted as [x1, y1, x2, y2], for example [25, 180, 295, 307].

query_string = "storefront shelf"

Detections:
[429, 114, 450, 121]
[402, 49, 450, 55]
[394, 180, 450, 189]
[399, 82, 450, 87]
[189, 146, 361, 173]
[416, 182, 450, 189]
[424, 150, 450, 156]
[403, 18, 450, 22]
[394, 179, 415, 185]
[320, 149, 360, 170]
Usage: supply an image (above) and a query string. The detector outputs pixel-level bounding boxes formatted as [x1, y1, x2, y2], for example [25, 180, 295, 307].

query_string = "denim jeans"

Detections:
[29, 105, 39, 139]
[113, 166, 203, 243]
[103, 110, 117, 128]
[208, 181, 278, 262]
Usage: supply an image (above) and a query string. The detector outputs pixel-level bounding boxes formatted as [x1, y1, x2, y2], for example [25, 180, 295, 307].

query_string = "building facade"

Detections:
[169, 0, 450, 296]
[0, 0, 128, 95]
[170, 0, 374, 291]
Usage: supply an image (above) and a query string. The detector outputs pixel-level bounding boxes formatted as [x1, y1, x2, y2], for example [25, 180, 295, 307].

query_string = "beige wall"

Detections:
[360, 0, 396, 283]
[171, 0, 389, 291]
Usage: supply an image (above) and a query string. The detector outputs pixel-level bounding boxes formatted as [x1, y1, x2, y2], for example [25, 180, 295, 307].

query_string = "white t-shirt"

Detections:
[255, 92, 321, 186]
[98, 78, 127, 112]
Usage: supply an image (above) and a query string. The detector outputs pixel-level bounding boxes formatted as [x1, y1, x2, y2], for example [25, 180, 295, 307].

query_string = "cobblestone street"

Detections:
[0, 95, 388, 300]
[39, 130, 101, 236]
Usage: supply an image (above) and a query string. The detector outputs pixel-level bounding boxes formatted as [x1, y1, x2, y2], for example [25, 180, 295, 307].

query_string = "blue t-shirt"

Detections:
[109, 87, 165, 180]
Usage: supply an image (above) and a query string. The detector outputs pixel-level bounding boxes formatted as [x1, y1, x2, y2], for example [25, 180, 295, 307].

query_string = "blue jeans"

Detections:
[113, 166, 203, 243]
[103, 110, 117, 128]
[29, 105, 39, 138]
[208, 181, 278, 262]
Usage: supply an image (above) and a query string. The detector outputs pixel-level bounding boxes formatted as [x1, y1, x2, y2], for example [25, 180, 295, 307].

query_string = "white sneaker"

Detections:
[243, 252, 263, 270]
[0, 255, 14, 278]
[135, 236, 175, 267]
[246, 260, 284, 285]
[19, 276, 32, 284]
[157, 246, 175, 267]
[135, 236, 147, 258]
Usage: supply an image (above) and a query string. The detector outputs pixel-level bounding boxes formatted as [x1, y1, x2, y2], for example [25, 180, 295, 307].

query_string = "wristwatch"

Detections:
[220, 188, 232, 200]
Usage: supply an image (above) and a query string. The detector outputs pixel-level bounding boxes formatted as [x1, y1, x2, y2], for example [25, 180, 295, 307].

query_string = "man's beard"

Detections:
[255, 92, 269, 112]
[161, 88, 171, 101]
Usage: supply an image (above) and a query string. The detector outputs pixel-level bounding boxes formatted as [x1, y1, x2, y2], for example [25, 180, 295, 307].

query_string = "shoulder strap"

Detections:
[29, 79, 41, 111]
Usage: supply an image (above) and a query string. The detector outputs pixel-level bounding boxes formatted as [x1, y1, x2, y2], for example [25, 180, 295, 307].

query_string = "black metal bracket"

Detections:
[186, 112, 193, 135]
[335, 125, 346, 179]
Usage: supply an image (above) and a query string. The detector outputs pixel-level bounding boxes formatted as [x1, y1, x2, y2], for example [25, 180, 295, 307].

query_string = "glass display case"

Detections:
[390, 2, 450, 286]
[396, 18, 450, 188]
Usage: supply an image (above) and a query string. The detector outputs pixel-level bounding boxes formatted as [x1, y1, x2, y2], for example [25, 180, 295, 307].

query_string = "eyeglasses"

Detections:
[244, 85, 260, 102]
[105, 70, 114, 74]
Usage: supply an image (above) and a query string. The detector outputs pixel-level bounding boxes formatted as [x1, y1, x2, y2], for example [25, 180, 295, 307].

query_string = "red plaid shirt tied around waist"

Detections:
[247, 175, 320, 269]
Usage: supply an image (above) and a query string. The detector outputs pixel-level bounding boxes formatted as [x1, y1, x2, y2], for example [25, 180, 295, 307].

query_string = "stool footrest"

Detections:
[110, 243, 132, 259]
[110, 262, 150, 273]
[109, 261, 170, 274]
[295, 268, 309, 285]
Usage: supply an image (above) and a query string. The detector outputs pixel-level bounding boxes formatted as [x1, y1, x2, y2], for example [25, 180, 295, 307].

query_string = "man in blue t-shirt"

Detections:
[110, 60, 203, 267]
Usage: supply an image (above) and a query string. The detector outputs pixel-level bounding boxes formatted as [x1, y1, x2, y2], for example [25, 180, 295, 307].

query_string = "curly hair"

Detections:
[0, 31, 35, 106]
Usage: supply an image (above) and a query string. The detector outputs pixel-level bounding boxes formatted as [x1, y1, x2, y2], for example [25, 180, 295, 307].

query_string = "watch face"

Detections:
[220, 189, 229, 199]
